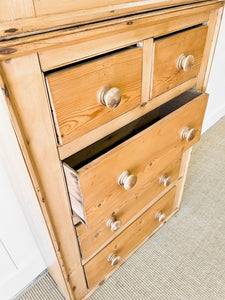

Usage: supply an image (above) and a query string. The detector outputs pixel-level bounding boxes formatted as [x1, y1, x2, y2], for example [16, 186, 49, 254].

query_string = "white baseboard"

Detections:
[202, 104, 225, 134]
[0, 251, 45, 300]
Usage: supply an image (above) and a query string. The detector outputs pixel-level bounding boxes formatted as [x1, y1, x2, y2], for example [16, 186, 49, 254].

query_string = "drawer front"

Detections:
[151, 26, 208, 98]
[65, 91, 208, 260]
[77, 158, 181, 260]
[46, 48, 142, 145]
[84, 187, 176, 288]
[70, 92, 207, 223]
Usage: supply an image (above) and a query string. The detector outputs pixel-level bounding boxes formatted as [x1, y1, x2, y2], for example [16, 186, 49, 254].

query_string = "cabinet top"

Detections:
[0, 0, 219, 40]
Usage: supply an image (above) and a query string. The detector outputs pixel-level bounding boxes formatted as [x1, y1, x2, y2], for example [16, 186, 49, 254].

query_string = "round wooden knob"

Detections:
[159, 174, 172, 187]
[155, 211, 166, 222]
[118, 170, 137, 190]
[98, 85, 121, 109]
[108, 253, 121, 266]
[177, 54, 194, 72]
[180, 126, 196, 142]
[106, 216, 122, 232]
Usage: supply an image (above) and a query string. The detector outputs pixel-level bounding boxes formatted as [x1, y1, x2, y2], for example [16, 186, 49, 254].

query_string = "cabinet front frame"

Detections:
[0, 2, 223, 299]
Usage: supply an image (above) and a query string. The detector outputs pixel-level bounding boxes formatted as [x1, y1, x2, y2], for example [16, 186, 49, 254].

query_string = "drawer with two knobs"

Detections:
[84, 186, 176, 288]
[63, 90, 208, 260]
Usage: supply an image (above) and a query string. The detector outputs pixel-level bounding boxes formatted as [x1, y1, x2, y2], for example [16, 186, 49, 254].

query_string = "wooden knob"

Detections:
[155, 211, 166, 222]
[159, 174, 172, 187]
[180, 126, 196, 142]
[98, 85, 121, 109]
[118, 170, 137, 190]
[106, 216, 122, 232]
[108, 253, 121, 266]
[177, 54, 194, 72]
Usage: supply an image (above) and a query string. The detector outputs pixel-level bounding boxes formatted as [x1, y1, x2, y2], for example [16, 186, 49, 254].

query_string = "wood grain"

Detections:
[76, 158, 181, 260]
[71, 92, 208, 259]
[84, 187, 176, 288]
[59, 77, 198, 159]
[173, 147, 192, 211]
[0, 0, 213, 40]
[141, 38, 154, 102]
[0, 2, 217, 60]
[33, 0, 205, 16]
[0, 0, 34, 22]
[46, 48, 142, 145]
[151, 26, 208, 98]
[196, 6, 224, 91]
[0, 55, 87, 299]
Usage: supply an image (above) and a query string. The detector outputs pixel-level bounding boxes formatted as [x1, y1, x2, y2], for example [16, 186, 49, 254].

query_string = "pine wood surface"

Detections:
[173, 147, 193, 211]
[196, 5, 224, 91]
[84, 187, 176, 288]
[2, 2, 223, 61]
[59, 77, 198, 159]
[152, 26, 208, 98]
[46, 47, 142, 145]
[0, 55, 88, 300]
[33, 0, 205, 16]
[0, 1, 223, 299]
[0, 0, 212, 40]
[75, 93, 207, 209]
[0, 0, 35, 22]
[77, 158, 181, 261]
[67, 93, 208, 261]
[141, 38, 154, 102]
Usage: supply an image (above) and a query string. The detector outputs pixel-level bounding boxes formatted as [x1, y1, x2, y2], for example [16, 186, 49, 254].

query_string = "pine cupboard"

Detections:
[0, 0, 224, 299]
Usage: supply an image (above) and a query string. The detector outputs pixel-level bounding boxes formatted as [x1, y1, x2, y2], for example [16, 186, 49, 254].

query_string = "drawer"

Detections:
[84, 187, 176, 288]
[151, 26, 208, 98]
[76, 157, 181, 260]
[63, 90, 208, 256]
[46, 47, 142, 145]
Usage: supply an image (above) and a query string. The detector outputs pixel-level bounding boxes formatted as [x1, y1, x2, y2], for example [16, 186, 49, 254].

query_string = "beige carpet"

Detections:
[17, 117, 225, 300]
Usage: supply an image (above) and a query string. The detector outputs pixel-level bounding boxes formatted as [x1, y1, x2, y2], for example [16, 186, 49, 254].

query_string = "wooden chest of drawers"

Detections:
[0, 1, 224, 299]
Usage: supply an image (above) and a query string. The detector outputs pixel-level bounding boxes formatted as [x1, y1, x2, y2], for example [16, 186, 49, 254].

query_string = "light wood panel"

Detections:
[173, 147, 193, 211]
[46, 48, 142, 145]
[33, 0, 205, 16]
[85, 187, 176, 288]
[59, 77, 198, 159]
[0, 0, 34, 22]
[141, 38, 154, 102]
[1, 2, 218, 60]
[66, 92, 208, 255]
[151, 26, 208, 98]
[0, 0, 212, 40]
[77, 158, 181, 260]
[196, 5, 224, 91]
[0, 55, 87, 300]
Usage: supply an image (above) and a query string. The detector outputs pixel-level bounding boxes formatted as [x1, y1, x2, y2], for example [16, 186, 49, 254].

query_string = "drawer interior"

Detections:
[64, 89, 201, 169]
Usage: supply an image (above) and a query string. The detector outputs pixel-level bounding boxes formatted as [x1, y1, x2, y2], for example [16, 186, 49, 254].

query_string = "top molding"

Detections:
[0, 0, 217, 40]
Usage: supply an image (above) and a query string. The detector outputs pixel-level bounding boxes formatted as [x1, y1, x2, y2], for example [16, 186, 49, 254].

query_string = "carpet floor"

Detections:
[17, 117, 225, 300]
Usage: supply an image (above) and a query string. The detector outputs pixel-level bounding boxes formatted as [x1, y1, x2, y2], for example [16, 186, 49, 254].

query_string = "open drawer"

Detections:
[63, 89, 208, 259]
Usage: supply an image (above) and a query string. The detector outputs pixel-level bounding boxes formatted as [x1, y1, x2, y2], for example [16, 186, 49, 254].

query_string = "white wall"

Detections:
[0, 87, 56, 299]
[203, 14, 225, 132]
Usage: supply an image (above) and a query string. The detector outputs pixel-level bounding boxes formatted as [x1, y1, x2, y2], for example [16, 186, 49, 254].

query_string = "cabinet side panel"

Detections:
[196, 6, 224, 91]
[0, 54, 87, 300]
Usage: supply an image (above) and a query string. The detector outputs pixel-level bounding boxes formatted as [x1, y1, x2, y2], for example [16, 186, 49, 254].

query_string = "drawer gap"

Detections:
[64, 89, 201, 170]
[154, 23, 206, 41]
[45, 44, 139, 75]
